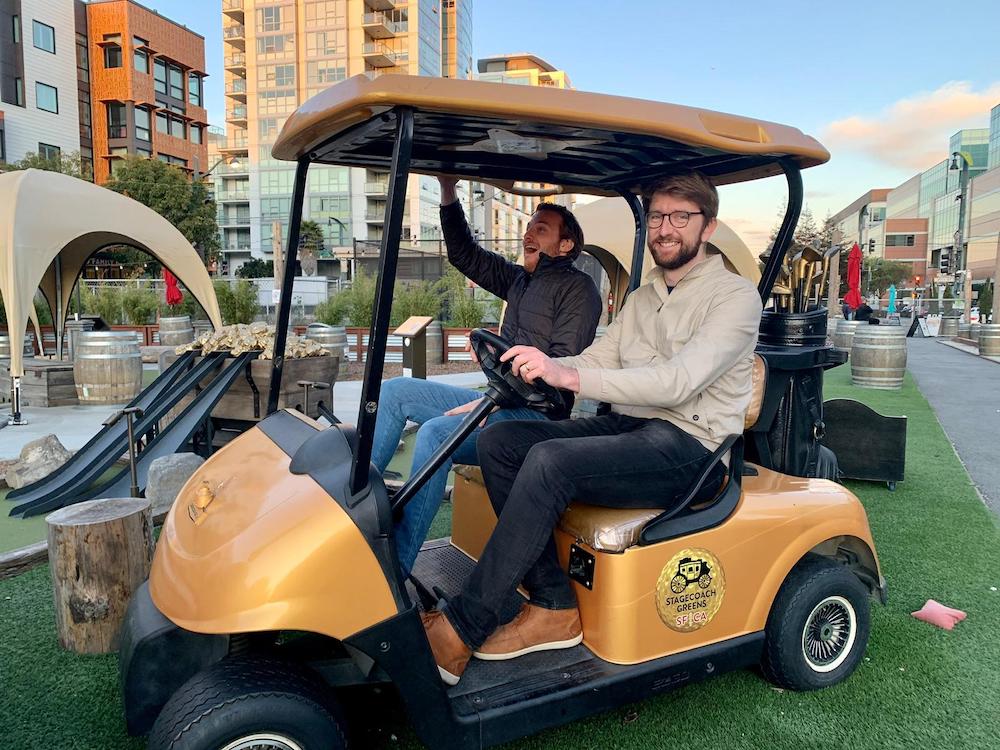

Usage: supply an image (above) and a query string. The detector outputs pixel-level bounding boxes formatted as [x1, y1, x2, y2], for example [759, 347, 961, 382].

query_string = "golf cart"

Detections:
[119, 75, 886, 749]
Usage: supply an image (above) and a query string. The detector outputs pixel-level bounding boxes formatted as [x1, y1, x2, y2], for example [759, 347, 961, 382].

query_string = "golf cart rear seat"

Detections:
[452, 354, 767, 555]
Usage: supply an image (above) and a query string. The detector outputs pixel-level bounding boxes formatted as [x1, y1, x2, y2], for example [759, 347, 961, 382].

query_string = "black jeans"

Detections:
[442, 413, 726, 649]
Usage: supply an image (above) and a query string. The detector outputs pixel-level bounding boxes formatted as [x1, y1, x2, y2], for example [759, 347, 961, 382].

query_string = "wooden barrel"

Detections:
[939, 316, 959, 337]
[73, 331, 143, 403]
[0, 334, 34, 359]
[192, 320, 214, 339]
[851, 326, 907, 390]
[305, 323, 347, 382]
[157, 315, 194, 346]
[958, 322, 971, 340]
[979, 324, 1000, 356]
[65, 318, 95, 360]
[832, 320, 863, 356]
[426, 320, 443, 364]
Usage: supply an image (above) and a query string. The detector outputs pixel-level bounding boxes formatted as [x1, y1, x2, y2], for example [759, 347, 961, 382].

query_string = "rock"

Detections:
[5, 435, 72, 490]
[145, 453, 205, 517]
[0, 459, 18, 489]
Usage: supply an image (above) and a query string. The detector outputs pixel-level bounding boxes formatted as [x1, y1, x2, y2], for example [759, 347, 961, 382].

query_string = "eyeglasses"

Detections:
[646, 210, 703, 229]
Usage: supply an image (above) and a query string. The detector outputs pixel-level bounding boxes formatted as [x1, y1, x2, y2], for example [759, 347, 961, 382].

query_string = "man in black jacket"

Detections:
[371, 177, 602, 575]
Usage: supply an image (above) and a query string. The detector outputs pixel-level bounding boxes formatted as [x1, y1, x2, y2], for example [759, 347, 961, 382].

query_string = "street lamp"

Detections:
[949, 151, 972, 322]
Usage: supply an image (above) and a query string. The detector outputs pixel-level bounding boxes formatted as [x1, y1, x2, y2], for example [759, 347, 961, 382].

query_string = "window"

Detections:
[306, 61, 346, 87]
[107, 102, 127, 138]
[38, 143, 61, 161]
[0, 120, 5, 163]
[258, 6, 283, 32]
[104, 44, 122, 68]
[135, 107, 150, 141]
[76, 32, 89, 82]
[32, 21, 55, 53]
[190, 124, 202, 145]
[154, 59, 167, 94]
[80, 146, 93, 180]
[188, 73, 202, 106]
[158, 153, 186, 167]
[260, 64, 295, 87]
[79, 90, 91, 139]
[156, 112, 168, 133]
[168, 65, 183, 99]
[14, 78, 24, 106]
[11, 15, 20, 44]
[136, 148, 152, 158]
[885, 234, 916, 247]
[134, 37, 149, 74]
[36, 82, 58, 113]
[169, 116, 185, 139]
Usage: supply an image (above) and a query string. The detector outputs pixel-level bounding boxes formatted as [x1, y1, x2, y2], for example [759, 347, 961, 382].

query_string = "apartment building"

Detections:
[219, 0, 474, 278]
[84, 0, 208, 184]
[0, 0, 84, 169]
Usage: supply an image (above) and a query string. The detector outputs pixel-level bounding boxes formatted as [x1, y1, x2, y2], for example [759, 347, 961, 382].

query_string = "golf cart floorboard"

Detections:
[409, 540, 761, 721]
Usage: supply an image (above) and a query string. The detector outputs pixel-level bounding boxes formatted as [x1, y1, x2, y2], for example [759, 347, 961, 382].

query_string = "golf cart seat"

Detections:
[557, 354, 767, 553]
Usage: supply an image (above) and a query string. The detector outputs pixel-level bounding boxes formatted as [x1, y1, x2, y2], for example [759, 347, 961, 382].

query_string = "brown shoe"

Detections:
[420, 610, 472, 685]
[473, 603, 583, 661]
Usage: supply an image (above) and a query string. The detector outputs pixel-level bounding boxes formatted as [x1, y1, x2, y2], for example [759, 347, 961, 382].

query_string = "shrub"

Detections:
[390, 279, 441, 326]
[83, 285, 124, 325]
[121, 286, 159, 325]
[316, 268, 377, 327]
[214, 279, 259, 325]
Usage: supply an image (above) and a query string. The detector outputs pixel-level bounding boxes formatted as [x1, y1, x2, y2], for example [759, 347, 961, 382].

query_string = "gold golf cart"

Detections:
[119, 75, 885, 750]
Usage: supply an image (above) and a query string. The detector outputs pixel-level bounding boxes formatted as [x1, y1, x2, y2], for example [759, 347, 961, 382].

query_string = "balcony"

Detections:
[362, 42, 406, 68]
[365, 211, 385, 223]
[363, 12, 407, 39]
[223, 25, 246, 50]
[217, 161, 249, 176]
[219, 138, 249, 155]
[224, 53, 246, 72]
[226, 106, 248, 126]
[223, 243, 252, 254]
[366, 0, 399, 10]
[364, 180, 388, 196]
[222, 0, 244, 21]
[217, 189, 249, 202]
[218, 215, 251, 227]
[226, 80, 247, 101]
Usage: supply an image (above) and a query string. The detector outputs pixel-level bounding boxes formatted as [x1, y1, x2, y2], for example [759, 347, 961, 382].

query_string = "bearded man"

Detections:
[419, 170, 763, 685]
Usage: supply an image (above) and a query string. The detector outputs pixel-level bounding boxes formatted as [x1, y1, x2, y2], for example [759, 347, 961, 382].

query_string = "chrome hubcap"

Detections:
[801, 595, 857, 673]
[219, 734, 304, 750]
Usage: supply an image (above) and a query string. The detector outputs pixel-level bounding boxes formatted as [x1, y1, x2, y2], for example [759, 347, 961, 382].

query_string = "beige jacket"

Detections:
[555, 254, 762, 450]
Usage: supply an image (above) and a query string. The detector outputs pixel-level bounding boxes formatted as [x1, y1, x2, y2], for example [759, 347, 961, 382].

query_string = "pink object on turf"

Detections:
[911, 599, 967, 630]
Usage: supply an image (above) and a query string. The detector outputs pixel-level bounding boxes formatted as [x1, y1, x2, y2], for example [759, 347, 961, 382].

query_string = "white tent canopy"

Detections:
[0, 169, 222, 380]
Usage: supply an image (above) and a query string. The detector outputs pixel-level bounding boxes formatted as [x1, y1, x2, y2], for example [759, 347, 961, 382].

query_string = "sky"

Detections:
[142, 0, 1000, 251]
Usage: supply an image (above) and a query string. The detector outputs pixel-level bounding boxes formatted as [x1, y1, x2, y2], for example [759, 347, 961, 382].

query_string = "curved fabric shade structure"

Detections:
[573, 197, 760, 312]
[0, 169, 222, 378]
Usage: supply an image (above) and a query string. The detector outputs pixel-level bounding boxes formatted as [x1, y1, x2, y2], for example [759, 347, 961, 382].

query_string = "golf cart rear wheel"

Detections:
[761, 554, 870, 691]
[148, 657, 347, 750]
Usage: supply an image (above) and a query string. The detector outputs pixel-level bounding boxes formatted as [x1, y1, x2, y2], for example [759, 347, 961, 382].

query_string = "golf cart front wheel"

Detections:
[761, 554, 870, 691]
[148, 657, 348, 750]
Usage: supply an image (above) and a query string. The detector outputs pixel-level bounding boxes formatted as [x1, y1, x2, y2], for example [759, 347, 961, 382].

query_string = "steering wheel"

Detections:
[469, 329, 567, 415]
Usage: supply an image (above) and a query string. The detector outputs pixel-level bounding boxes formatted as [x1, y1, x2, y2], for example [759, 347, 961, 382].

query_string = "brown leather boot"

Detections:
[420, 610, 472, 685]
[473, 603, 583, 660]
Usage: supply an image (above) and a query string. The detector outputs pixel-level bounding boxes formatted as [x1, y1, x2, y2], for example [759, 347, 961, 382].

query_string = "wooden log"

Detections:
[45, 498, 153, 654]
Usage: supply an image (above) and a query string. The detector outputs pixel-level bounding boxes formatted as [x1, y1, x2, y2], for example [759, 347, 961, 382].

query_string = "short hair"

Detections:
[642, 170, 719, 222]
[534, 202, 585, 257]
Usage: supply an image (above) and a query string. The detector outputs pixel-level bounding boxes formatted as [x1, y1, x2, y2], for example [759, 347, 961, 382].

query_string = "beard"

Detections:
[648, 236, 701, 270]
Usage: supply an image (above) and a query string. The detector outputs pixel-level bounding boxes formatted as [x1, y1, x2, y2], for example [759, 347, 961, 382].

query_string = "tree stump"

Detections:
[46, 498, 153, 654]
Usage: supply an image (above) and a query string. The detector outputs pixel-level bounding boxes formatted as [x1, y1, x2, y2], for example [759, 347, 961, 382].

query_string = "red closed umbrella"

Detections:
[163, 269, 183, 307]
[843, 243, 863, 310]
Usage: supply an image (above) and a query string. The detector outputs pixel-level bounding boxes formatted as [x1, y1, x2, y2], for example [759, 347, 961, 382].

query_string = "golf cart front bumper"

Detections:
[118, 581, 229, 736]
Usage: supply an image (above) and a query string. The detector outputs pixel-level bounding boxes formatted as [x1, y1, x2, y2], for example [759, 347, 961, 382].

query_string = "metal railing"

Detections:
[226, 81, 247, 95]
[362, 12, 408, 33]
[223, 0, 244, 11]
[225, 53, 246, 67]
[224, 26, 246, 40]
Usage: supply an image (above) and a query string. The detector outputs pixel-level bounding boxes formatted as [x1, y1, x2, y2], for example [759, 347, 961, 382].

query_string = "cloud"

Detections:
[823, 81, 1000, 170]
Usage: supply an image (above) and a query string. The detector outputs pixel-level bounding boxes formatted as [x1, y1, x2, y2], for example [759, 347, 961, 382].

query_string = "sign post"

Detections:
[393, 316, 434, 380]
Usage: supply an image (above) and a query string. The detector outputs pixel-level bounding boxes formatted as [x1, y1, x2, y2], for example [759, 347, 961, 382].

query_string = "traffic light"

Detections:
[868, 239, 876, 253]
[939, 250, 950, 274]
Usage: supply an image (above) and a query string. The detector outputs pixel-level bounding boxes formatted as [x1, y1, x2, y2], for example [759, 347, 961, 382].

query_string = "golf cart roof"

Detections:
[272, 75, 829, 195]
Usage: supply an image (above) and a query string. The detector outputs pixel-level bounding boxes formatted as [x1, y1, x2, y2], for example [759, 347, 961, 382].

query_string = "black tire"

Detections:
[148, 657, 348, 750]
[761, 554, 871, 691]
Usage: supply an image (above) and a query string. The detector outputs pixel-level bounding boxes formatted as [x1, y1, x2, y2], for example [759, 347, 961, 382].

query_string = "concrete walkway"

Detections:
[0, 370, 487, 457]
[905, 337, 1000, 515]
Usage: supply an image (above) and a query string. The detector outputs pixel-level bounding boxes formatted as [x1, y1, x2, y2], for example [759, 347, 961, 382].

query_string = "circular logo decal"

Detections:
[656, 548, 726, 632]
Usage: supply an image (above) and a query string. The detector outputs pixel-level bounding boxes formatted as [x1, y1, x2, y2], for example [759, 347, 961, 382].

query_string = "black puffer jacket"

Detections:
[442, 201, 602, 417]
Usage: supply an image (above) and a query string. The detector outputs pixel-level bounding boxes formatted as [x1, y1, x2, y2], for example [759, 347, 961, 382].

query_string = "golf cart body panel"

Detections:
[150, 412, 399, 640]
[449, 463, 879, 665]
[272, 75, 829, 193]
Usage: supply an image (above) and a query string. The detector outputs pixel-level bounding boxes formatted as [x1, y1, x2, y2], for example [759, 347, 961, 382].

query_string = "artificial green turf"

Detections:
[1, 365, 998, 749]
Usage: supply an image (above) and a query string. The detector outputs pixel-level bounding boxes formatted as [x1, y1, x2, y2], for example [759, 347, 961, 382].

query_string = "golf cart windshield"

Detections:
[269, 74, 830, 494]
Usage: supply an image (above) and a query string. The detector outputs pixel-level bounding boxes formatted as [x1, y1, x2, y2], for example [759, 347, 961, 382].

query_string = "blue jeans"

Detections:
[371, 377, 544, 575]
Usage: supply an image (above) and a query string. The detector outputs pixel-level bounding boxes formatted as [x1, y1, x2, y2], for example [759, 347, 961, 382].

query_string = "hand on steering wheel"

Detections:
[468, 329, 567, 415]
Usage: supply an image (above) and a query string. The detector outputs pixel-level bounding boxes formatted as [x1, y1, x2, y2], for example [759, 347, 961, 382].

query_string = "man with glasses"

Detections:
[420, 170, 763, 685]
